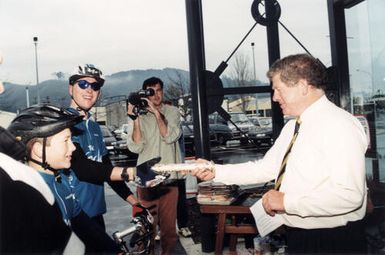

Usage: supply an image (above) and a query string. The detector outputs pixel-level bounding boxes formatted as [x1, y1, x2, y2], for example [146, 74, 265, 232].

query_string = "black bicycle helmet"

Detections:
[69, 64, 105, 86]
[8, 104, 83, 145]
[0, 126, 26, 161]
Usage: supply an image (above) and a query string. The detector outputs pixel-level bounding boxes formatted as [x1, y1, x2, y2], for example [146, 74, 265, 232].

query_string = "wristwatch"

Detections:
[128, 114, 137, 120]
[121, 167, 130, 182]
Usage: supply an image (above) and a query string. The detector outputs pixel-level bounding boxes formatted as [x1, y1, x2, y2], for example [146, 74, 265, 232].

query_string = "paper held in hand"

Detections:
[151, 161, 215, 173]
[249, 199, 284, 237]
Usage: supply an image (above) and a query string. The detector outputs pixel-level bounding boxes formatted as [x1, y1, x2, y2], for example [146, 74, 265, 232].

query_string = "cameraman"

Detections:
[127, 77, 182, 255]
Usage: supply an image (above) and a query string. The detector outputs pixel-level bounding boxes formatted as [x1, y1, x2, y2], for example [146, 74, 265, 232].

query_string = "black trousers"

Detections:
[286, 220, 367, 254]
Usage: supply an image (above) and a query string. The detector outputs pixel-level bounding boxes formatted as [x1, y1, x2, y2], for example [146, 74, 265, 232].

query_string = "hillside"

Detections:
[0, 68, 189, 112]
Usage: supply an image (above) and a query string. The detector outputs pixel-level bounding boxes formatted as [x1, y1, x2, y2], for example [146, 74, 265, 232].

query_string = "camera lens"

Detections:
[145, 88, 155, 96]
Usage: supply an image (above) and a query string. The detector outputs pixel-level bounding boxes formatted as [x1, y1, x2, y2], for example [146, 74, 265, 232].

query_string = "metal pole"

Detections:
[26, 86, 30, 107]
[185, 1, 214, 253]
[251, 42, 256, 81]
[266, 0, 283, 139]
[185, 0, 211, 160]
[33, 37, 40, 104]
[251, 42, 259, 116]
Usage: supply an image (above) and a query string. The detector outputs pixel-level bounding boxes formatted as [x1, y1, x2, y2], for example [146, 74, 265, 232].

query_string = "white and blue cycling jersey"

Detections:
[39, 170, 81, 225]
[67, 108, 108, 218]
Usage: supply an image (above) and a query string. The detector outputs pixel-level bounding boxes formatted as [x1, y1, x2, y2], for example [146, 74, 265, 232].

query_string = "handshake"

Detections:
[134, 157, 216, 187]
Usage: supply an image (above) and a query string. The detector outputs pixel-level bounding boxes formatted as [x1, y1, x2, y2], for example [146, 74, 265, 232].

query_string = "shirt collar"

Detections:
[299, 95, 329, 122]
[67, 107, 91, 119]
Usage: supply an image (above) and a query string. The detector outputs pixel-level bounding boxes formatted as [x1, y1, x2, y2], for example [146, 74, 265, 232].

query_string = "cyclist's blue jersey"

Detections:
[39, 170, 81, 225]
[67, 108, 107, 217]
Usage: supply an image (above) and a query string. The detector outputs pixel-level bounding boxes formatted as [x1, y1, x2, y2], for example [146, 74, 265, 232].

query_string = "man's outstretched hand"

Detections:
[188, 158, 216, 181]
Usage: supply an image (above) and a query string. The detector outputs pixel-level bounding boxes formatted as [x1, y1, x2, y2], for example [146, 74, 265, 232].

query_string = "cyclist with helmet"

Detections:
[66, 64, 152, 231]
[0, 65, 84, 254]
[7, 104, 123, 254]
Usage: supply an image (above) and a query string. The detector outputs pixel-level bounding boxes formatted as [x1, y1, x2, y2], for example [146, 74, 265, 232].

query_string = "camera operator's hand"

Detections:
[141, 98, 158, 114]
[141, 98, 168, 126]
[127, 103, 138, 121]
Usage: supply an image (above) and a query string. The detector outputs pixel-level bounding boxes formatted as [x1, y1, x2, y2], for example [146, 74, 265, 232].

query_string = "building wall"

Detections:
[0, 111, 16, 128]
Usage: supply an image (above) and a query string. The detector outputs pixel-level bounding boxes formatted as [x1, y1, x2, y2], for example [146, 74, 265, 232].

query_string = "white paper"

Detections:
[250, 199, 284, 237]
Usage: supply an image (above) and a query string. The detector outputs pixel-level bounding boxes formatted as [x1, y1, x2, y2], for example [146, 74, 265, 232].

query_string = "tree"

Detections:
[164, 70, 192, 121]
[230, 52, 253, 112]
[52, 71, 66, 80]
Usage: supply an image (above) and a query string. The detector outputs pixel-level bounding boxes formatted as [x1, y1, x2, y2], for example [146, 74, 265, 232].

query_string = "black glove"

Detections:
[135, 157, 161, 186]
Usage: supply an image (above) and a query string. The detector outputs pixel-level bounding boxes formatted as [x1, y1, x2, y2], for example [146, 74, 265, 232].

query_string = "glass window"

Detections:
[345, 0, 385, 183]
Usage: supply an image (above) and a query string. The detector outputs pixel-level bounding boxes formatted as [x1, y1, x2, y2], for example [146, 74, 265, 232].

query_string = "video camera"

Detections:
[128, 88, 155, 115]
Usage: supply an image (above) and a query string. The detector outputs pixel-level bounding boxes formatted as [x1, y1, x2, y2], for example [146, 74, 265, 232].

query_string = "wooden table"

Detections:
[199, 196, 259, 254]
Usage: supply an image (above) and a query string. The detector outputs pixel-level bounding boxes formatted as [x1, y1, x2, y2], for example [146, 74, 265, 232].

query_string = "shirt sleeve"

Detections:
[71, 143, 113, 185]
[161, 106, 182, 144]
[126, 121, 145, 154]
[107, 181, 133, 200]
[214, 122, 296, 186]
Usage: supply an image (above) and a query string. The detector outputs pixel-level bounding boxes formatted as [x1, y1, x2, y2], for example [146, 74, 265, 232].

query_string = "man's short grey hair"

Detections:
[266, 53, 327, 89]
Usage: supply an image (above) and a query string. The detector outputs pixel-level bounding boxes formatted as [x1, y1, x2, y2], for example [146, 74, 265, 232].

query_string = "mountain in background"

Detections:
[0, 68, 190, 113]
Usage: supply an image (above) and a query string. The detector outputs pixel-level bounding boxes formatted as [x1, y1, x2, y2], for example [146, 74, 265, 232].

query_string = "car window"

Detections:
[217, 115, 226, 124]
[229, 113, 253, 125]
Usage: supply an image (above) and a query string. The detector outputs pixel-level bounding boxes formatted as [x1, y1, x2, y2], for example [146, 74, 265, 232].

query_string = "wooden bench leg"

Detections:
[229, 234, 238, 252]
[215, 214, 226, 255]
[229, 215, 238, 253]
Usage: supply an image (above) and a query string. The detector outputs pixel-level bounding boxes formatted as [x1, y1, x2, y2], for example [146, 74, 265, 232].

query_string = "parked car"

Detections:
[209, 113, 242, 142]
[209, 112, 274, 147]
[228, 112, 257, 133]
[114, 123, 130, 140]
[248, 127, 274, 147]
[228, 112, 258, 144]
[209, 123, 234, 145]
[182, 121, 217, 156]
[110, 124, 139, 159]
[100, 125, 118, 154]
[246, 116, 274, 147]
[258, 117, 273, 128]
[248, 115, 272, 128]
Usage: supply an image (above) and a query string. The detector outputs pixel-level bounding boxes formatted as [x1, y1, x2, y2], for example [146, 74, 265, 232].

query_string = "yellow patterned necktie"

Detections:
[274, 118, 302, 191]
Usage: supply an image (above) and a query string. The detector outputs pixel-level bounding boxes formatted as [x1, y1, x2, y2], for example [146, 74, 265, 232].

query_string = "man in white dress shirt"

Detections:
[192, 53, 368, 254]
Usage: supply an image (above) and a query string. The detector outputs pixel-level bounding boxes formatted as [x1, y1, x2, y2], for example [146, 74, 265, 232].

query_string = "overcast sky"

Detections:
[0, 0, 331, 85]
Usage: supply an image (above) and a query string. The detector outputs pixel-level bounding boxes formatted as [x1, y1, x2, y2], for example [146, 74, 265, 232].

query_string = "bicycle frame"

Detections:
[112, 211, 154, 254]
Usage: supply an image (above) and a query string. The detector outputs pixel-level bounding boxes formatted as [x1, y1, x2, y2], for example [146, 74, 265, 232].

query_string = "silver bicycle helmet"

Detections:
[69, 64, 105, 86]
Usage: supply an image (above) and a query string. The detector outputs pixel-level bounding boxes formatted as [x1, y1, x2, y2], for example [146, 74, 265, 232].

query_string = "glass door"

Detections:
[345, 0, 385, 217]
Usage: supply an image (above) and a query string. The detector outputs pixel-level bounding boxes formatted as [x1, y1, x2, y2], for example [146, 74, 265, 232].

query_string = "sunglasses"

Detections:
[76, 80, 102, 91]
